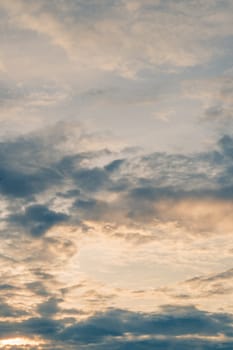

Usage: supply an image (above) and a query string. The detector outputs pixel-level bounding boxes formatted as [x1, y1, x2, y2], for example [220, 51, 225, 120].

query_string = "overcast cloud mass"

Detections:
[0, 0, 233, 349]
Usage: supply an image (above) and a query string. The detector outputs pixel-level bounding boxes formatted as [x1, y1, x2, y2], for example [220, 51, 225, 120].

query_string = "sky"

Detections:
[0, 0, 233, 349]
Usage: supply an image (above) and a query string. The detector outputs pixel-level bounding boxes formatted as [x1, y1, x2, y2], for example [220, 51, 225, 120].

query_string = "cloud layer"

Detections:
[0, 0, 232, 348]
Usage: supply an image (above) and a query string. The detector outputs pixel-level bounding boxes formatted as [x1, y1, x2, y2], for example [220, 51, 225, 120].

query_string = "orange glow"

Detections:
[0, 337, 40, 346]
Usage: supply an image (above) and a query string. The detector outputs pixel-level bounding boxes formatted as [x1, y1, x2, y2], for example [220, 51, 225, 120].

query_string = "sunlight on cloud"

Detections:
[0, 337, 41, 346]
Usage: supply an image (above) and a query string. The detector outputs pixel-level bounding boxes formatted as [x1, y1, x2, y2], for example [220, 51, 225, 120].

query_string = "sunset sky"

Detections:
[0, 0, 233, 349]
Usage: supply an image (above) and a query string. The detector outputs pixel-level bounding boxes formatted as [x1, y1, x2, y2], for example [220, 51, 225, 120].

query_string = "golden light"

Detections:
[0, 337, 40, 346]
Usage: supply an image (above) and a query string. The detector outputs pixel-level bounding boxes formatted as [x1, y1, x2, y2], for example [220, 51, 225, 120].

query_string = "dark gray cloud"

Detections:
[8, 204, 69, 236]
[0, 306, 232, 348]
[104, 159, 125, 173]
[75, 338, 233, 350]
[20, 317, 62, 337]
[219, 135, 233, 159]
[37, 297, 61, 317]
[1, 131, 233, 237]
[0, 137, 62, 199]
[73, 167, 110, 192]
[0, 165, 61, 198]
[73, 198, 108, 222]
[0, 284, 16, 291]
[0, 301, 28, 318]
[26, 281, 50, 297]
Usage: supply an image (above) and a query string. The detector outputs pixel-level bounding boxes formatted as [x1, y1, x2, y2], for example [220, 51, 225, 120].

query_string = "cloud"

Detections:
[0, 301, 28, 318]
[0, 306, 232, 348]
[37, 297, 61, 317]
[0, 136, 64, 199]
[0, 126, 232, 348]
[1, 0, 232, 76]
[0, 1, 232, 348]
[73, 168, 110, 192]
[1, 127, 233, 237]
[26, 281, 50, 298]
[0, 166, 60, 198]
[183, 74, 233, 127]
[8, 204, 69, 236]
[61, 307, 223, 341]
[0, 284, 16, 291]
[104, 159, 125, 173]
[184, 268, 233, 298]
